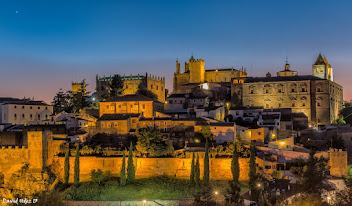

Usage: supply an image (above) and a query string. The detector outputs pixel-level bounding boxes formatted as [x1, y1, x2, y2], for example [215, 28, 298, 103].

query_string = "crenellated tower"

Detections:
[189, 56, 205, 83]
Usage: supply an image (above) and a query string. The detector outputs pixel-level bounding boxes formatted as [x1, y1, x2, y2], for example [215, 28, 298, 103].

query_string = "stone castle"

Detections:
[173, 56, 247, 93]
[96, 73, 166, 103]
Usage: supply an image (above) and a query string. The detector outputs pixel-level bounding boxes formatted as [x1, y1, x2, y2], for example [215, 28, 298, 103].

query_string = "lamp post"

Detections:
[214, 191, 219, 206]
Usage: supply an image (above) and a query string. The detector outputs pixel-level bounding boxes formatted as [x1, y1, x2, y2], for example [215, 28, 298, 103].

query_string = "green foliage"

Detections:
[340, 102, 352, 125]
[231, 143, 240, 182]
[190, 152, 195, 183]
[271, 170, 283, 179]
[225, 180, 244, 206]
[195, 154, 200, 184]
[109, 74, 124, 99]
[136, 127, 174, 157]
[65, 182, 101, 201]
[35, 190, 67, 206]
[90, 169, 105, 185]
[52, 88, 71, 113]
[292, 193, 329, 206]
[203, 139, 210, 183]
[137, 88, 158, 100]
[248, 145, 257, 195]
[328, 135, 345, 149]
[71, 80, 91, 112]
[300, 150, 330, 195]
[127, 142, 135, 184]
[64, 145, 70, 184]
[120, 152, 126, 186]
[74, 144, 80, 186]
[200, 126, 213, 140]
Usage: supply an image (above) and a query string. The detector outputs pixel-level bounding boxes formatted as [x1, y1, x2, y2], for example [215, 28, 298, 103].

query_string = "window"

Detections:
[164, 121, 167, 125]
[321, 67, 323, 72]
[278, 89, 282, 93]
[316, 68, 319, 72]
[302, 103, 306, 107]
[317, 102, 321, 106]
[22, 106, 24, 109]
[266, 90, 269, 94]
[156, 86, 158, 90]
[151, 85, 153, 89]
[266, 104, 269, 108]
[258, 132, 261, 135]
[30, 114, 33, 120]
[45, 107, 48, 110]
[14, 106, 17, 109]
[292, 103, 295, 107]
[279, 103, 282, 108]
[45, 115, 48, 119]
[119, 104, 121, 108]
[30, 106, 32, 109]
[161, 87, 163, 91]
[143, 104, 145, 109]
[22, 114, 24, 118]
[265, 166, 271, 169]
[38, 107, 40, 109]
[250, 90, 254, 94]
[38, 115, 40, 120]
[107, 105, 109, 109]
[14, 114, 17, 118]
[317, 88, 321, 92]
[291, 88, 295, 92]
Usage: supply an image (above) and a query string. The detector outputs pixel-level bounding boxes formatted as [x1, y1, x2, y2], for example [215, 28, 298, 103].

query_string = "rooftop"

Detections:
[98, 113, 140, 121]
[242, 75, 323, 83]
[104, 94, 154, 102]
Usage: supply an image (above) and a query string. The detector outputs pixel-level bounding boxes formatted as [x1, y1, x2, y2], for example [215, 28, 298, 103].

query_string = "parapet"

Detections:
[0, 145, 28, 150]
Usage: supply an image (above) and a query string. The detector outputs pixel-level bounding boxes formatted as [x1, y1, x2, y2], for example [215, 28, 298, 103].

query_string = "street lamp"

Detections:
[214, 191, 219, 206]
[142, 199, 147, 205]
[327, 196, 331, 204]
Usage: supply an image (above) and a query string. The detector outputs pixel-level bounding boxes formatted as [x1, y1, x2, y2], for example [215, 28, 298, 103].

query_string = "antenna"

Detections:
[286, 56, 288, 64]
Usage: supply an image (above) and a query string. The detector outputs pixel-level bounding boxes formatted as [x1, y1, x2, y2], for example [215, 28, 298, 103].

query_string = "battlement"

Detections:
[0, 145, 28, 150]
[147, 74, 165, 82]
[189, 58, 205, 63]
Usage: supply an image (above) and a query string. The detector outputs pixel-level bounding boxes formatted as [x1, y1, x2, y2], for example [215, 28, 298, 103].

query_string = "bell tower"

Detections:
[313, 53, 333, 81]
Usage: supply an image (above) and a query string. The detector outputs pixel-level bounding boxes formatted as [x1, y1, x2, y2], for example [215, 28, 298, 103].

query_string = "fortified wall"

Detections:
[53, 156, 250, 183]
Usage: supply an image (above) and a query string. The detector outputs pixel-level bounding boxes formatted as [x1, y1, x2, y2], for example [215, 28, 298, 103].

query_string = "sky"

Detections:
[1, 0, 352, 103]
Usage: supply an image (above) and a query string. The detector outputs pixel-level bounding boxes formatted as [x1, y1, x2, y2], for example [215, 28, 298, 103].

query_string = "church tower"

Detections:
[313, 53, 333, 81]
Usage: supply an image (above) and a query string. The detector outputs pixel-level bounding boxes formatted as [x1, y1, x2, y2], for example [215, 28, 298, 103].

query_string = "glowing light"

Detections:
[202, 83, 209, 90]
[143, 200, 147, 203]
[92, 98, 96, 101]
[327, 197, 331, 200]
[214, 191, 219, 195]
[257, 183, 261, 188]
[280, 141, 285, 146]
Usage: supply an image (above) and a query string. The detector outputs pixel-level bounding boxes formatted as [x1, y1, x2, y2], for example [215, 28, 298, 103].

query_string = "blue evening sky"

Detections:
[0, 0, 352, 102]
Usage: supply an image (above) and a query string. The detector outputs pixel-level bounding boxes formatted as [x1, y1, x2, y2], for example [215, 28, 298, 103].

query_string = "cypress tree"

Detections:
[120, 152, 126, 186]
[231, 142, 240, 183]
[64, 144, 70, 184]
[74, 143, 80, 186]
[249, 145, 257, 196]
[195, 154, 200, 184]
[127, 142, 135, 184]
[190, 152, 195, 183]
[203, 139, 209, 183]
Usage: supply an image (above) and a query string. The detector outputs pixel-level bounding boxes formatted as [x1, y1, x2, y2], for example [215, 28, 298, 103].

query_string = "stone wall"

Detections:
[53, 156, 250, 183]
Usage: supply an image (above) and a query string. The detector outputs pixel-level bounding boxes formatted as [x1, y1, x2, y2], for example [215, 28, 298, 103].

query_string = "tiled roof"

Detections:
[98, 113, 140, 121]
[209, 122, 235, 127]
[2, 100, 50, 106]
[105, 94, 154, 102]
[168, 93, 187, 98]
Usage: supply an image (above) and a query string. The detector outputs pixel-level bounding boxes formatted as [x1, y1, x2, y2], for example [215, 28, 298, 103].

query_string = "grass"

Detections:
[64, 176, 249, 201]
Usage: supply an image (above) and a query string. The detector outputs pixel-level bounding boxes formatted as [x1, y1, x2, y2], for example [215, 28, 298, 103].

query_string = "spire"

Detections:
[314, 53, 326, 65]
[285, 57, 290, 71]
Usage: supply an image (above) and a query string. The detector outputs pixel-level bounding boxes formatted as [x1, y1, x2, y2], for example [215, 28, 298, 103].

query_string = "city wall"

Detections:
[53, 156, 250, 183]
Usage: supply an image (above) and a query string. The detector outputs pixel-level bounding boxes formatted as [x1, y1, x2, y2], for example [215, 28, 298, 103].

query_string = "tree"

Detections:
[74, 143, 80, 185]
[52, 88, 67, 113]
[226, 142, 243, 206]
[190, 152, 195, 183]
[71, 80, 91, 112]
[137, 88, 158, 100]
[340, 102, 352, 125]
[127, 142, 135, 184]
[201, 126, 213, 140]
[271, 170, 283, 180]
[109, 74, 124, 99]
[300, 150, 330, 195]
[203, 139, 209, 183]
[136, 127, 174, 157]
[231, 143, 240, 182]
[64, 145, 70, 184]
[249, 145, 257, 198]
[120, 152, 126, 186]
[90, 169, 104, 185]
[195, 154, 200, 184]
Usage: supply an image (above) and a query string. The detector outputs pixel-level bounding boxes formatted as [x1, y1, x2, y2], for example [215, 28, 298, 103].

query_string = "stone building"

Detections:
[99, 94, 164, 118]
[0, 98, 53, 125]
[173, 56, 247, 94]
[71, 81, 86, 94]
[96, 73, 166, 103]
[231, 54, 343, 125]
